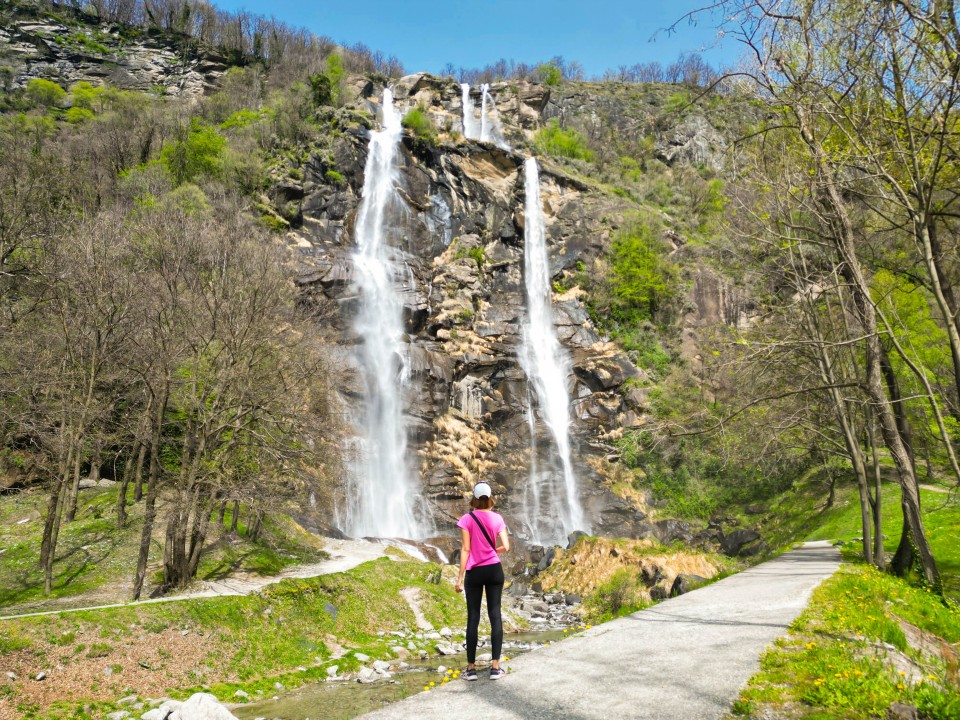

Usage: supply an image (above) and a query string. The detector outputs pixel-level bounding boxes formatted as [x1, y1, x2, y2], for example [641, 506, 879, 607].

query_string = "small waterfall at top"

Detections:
[519, 157, 588, 545]
[460, 83, 479, 139]
[346, 89, 423, 539]
[460, 83, 509, 149]
[479, 83, 490, 142]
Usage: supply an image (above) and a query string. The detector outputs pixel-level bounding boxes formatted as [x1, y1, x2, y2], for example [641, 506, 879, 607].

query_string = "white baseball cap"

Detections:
[473, 482, 493, 499]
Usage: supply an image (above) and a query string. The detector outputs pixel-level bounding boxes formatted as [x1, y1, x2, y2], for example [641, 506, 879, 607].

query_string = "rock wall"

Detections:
[0, 11, 226, 96]
[292, 75, 652, 540]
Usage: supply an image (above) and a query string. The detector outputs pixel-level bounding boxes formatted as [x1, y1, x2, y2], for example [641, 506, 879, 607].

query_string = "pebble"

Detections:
[34, 672, 46, 681]
[326, 665, 339, 677]
[6, 671, 16, 680]
[273, 682, 284, 691]
[437, 665, 447, 674]
[117, 695, 138, 706]
[180, 629, 190, 637]
[105, 712, 129, 720]
[354, 653, 370, 662]
[233, 690, 250, 699]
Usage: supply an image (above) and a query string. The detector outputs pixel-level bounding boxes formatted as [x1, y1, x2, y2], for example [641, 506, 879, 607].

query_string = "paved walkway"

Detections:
[359, 541, 841, 720]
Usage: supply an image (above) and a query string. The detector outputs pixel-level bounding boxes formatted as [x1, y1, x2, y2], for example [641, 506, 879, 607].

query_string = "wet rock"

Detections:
[537, 547, 556, 572]
[670, 574, 708, 597]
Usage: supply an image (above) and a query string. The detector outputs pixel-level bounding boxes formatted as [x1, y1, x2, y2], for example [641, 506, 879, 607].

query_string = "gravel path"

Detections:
[359, 541, 841, 720]
[0, 538, 390, 621]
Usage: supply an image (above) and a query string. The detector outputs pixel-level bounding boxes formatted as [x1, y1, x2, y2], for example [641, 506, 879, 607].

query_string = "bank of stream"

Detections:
[231, 631, 568, 720]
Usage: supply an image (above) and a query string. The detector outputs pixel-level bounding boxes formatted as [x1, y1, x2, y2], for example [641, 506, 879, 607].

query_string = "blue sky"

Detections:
[214, 1, 740, 77]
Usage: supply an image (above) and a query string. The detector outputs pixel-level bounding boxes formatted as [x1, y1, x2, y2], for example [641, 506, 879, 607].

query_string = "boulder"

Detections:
[141, 700, 181, 720]
[649, 585, 669, 601]
[653, 519, 693, 545]
[670, 574, 708, 598]
[353, 652, 370, 662]
[168, 693, 238, 720]
[356, 667, 380, 684]
[436, 642, 461, 655]
[886, 703, 919, 720]
[566, 530, 589, 550]
[563, 594, 582, 606]
[720, 529, 761, 557]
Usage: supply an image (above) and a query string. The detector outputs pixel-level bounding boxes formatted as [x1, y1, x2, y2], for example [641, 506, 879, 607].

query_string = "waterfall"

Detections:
[460, 83, 479, 139]
[461, 83, 509, 149]
[346, 89, 422, 539]
[479, 83, 490, 142]
[519, 157, 588, 544]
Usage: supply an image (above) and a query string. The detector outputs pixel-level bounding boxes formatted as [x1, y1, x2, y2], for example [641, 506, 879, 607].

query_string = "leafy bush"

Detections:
[606, 217, 679, 325]
[539, 62, 563, 86]
[325, 169, 346, 186]
[26, 78, 66, 108]
[402, 107, 437, 145]
[69, 81, 103, 111]
[160, 120, 226, 185]
[533, 120, 594, 161]
[65, 107, 95, 124]
[309, 53, 345, 107]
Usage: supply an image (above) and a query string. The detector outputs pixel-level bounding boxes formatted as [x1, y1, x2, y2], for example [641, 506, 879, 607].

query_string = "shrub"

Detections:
[606, 217, 679, 324]
[160, 120, 226, 185]
[537, 62, 563, 87]
[402, 107, 437, 145]
[325, 169, 346, 186]
[65, 107, 94, 124]
[309, 52, 345, 107]
[588, 569, 644, 620]
[26, 78, 66, 108]
[533, 120, 594, 161]
[69, 81, 103, 111]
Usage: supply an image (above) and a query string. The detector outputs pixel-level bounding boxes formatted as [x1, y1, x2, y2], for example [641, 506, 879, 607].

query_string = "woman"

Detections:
[455, 481, 510, 680]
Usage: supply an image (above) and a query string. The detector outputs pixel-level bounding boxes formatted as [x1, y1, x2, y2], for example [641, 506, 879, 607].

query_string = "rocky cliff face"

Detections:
[0, 10, 226, 96]
[289, 75, 656, 541]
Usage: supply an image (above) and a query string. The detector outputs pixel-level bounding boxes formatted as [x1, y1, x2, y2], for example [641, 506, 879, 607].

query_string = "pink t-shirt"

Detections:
[456, 510, 506, 571]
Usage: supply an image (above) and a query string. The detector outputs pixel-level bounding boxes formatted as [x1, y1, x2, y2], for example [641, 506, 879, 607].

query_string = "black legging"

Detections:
[464, 561, 504, 663]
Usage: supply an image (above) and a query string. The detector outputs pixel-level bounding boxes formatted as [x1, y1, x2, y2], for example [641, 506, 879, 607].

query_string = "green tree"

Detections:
[26, 78, 66, 108]
[160, 120, 226, 185]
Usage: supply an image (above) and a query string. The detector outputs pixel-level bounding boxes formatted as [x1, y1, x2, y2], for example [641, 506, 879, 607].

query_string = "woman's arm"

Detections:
[455, 527, 470, 593]
[496, 528, 510, 555]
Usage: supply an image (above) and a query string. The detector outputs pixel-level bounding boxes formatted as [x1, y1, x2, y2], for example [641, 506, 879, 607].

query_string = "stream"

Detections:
[232, 631, 567, 720]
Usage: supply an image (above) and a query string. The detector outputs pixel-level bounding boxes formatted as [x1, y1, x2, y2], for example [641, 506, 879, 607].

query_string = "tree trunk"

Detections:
[64, 447, 83, 523]
[230, 499, 239, 533]
[117, 439, 139, 527]
[867, 412, 885, 570]
[798, 108, 940, 587]
[133, 387, 168, 601]
[186, 490, 218, 578]
[133, 440, 147, 502]
[217, 499, 227, 526]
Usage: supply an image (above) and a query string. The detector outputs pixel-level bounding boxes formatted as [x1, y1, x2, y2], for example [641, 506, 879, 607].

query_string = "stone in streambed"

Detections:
[357, 667, 380, 684]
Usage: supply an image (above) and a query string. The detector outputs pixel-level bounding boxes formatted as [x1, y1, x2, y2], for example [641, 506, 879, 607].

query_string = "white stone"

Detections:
[232, 690, 249, 700]
[372, 660, 391, 673]
[34, 672, 46, 681]
[438, 627, 453, 638]
[353, 653, 370, 662]
[424, 632, 442, 641]
[356, 667, 380, 684]
[436, 642, 460, 656]
[118, 695, 138, 706]
[168, 693, 237, 720]
[106, 712, 130, 720]
[272, 682, 284, 691]
[326, 665, 338, 677]
[6, 672, 16, 680]
[437, 665, 447, 674]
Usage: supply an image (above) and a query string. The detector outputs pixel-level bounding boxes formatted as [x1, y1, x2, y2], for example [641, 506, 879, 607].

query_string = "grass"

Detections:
[733, 565, 960, 719]
[1, 556, 463, 718]
[801, 482, 960, 600]
[0, 486, 328, 613]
